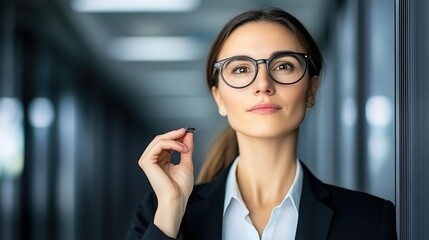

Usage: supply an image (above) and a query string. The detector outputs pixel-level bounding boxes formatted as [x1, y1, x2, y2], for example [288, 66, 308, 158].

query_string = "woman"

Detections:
[126, 7, 397, 240]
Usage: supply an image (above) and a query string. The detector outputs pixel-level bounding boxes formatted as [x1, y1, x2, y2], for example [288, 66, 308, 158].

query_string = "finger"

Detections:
[150, 138, 189, 155]
[146, 128, 187, 150]
[138, 140, 188, 193]
[182, 131, 194, 152]
[139, 140, 189, 170]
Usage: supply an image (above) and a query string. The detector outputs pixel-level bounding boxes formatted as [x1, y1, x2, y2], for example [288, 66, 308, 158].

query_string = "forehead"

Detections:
[218, 21, 305, 59]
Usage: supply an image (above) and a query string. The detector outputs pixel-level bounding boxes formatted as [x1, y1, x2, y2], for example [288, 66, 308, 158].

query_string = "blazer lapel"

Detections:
[184, 162, 333, 240]
[185, 167, 230, 240]
[295, 163, 334, 240]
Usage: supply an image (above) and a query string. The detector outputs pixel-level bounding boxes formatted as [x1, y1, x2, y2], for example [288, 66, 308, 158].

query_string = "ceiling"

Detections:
[58, 0, 335, 162]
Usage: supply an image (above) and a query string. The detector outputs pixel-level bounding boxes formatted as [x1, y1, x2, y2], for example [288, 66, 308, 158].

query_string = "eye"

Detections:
[272, 62, 295, 72]
[223, 59, 254, 76]
[232, 65, 251, 74]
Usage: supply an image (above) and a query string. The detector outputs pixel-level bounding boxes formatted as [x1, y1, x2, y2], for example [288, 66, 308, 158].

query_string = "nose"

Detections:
[253, 63, 275, 95]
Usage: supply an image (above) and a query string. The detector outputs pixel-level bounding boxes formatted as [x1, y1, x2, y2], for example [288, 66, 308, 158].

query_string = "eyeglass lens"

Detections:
[221, 53, 307, 88]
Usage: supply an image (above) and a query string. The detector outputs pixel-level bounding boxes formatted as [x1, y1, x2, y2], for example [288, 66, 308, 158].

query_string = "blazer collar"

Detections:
[185, 165, 231, 240]
[185, 161, 334, 240]
[295, 163, 334, 240]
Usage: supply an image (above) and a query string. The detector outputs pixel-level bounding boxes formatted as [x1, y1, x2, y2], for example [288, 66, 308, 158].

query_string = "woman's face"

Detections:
[212, 21, 319, 139]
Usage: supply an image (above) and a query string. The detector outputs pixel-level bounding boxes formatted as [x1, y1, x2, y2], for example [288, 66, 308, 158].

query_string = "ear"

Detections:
[211, 86, 227, 116]
[306, 76, 320, 108]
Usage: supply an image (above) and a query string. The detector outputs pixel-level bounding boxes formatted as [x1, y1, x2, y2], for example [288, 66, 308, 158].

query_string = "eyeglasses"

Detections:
[213, 51, 314, 89]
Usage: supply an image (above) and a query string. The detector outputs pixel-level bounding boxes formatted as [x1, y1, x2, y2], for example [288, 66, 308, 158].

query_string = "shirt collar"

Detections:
[223, 156, 303, 215]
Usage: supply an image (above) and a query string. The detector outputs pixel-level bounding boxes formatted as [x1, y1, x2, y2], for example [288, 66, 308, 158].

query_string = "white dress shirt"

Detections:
[222, 156, 303, 240]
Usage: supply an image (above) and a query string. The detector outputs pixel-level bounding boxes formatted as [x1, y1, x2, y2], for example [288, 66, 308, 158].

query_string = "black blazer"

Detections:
[126, 162, 397, 240]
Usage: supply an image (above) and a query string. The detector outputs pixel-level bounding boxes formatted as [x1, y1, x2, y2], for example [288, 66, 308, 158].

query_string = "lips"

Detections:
[248, 103, 282, 114]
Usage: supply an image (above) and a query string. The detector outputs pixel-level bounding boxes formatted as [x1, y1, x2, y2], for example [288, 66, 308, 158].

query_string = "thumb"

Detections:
[180, 130, 194, 166]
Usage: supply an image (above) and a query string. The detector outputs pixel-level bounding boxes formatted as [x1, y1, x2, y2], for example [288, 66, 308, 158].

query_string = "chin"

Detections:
[234, 124, 299, 139]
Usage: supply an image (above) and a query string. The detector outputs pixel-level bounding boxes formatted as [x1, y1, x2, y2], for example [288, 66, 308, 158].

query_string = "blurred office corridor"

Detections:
[1, 0, 428, 239]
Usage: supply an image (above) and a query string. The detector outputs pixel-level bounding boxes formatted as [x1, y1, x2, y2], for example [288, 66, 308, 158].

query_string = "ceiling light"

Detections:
[108, 36, 203, 61]
[28, 98, 55, 128]
[71, 0, 200, 12]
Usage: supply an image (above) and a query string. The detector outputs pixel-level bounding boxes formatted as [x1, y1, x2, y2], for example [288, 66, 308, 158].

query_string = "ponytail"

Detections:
[197, 125, 238, 184]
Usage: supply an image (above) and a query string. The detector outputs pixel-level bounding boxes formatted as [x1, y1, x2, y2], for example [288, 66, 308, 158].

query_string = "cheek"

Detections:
[222, 93, 241, 114]
[217, 88, 248, 129]
[282, 85, 308, 109]
[217, 85, 239, 111]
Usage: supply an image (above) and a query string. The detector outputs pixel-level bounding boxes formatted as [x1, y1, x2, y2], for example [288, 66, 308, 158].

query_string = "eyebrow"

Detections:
[270, 50, 302, 57]
[219, 50, 303, 61]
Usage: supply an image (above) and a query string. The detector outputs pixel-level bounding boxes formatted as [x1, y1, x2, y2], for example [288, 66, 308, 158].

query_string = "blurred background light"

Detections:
[365, 96, 392, 127]
[71, 0, 200, 12]
[108, 36, 203, 61]
[0, 98, 24, 177]
[28, 98, 55, 129]
[57, 93, 77, 240]
[341, 97, 357, 127]
[0, 98, 23, 125]
[365, 95, 392, 180]
[368, 131, 389, 173]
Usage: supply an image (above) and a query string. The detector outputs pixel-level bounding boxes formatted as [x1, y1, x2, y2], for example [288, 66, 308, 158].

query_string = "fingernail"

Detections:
[185, 127, 195, 133]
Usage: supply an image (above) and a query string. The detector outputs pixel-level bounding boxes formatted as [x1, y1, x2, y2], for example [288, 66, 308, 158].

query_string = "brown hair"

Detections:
[197, 7, 324, 183]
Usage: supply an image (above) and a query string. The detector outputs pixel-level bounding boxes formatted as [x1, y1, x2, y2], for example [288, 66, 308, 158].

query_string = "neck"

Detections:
[235, 130, 298, 205]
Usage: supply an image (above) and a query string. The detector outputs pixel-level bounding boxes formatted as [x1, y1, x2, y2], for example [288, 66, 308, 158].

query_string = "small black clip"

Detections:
[185, 127, 195, 133]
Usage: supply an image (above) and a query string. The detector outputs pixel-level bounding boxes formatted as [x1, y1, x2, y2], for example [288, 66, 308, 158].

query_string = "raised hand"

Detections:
[138, 128, 194, 237]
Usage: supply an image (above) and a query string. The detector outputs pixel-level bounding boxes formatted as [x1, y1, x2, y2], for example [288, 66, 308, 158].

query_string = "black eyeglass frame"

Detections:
[213, 51, 315, 89]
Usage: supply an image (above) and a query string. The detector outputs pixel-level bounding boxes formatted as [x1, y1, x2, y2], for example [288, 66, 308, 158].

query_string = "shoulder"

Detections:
[323, 183, 395, 216]
[300, 162, 394, 213]
[299, 163, 397, 238]
[322, 184, 396, 238]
